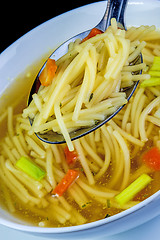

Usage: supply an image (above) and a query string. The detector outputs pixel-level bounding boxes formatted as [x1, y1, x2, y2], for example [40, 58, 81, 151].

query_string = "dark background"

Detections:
[0, 1, 101, 54]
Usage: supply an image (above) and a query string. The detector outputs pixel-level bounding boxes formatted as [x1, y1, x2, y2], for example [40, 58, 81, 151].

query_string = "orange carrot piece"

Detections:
[39, 58, 57, 86]
[81, 28, 103, 43]
[52, 169, 80, 196]
[142, 147, 160, 171]
[64, 146, 78, 165]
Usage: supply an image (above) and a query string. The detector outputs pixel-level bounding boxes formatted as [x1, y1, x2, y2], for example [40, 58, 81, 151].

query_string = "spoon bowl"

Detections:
[28, 0, 142, 144]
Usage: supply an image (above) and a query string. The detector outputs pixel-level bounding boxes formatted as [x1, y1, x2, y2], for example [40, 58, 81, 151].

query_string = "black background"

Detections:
[0, 1, 101, 54]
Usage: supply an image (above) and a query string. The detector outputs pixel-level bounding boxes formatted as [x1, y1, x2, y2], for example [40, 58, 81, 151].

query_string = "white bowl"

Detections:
[0, 0, 160, 239]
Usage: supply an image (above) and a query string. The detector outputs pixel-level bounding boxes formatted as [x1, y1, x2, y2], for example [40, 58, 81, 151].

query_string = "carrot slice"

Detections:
[52, 169, 80, 196]
[81, 28, 103, 43]
[64, 146, 78, 165]
[39, 58, 57, 86]
[142, 147, 160, 171]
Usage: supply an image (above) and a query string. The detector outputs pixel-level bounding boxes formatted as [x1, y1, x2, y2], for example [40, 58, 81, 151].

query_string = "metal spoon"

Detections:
[28, 0, 142, 144]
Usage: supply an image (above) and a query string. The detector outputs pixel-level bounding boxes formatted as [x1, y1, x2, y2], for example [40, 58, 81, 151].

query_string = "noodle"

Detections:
[25, 135, 46, 158]
[80, 138, 104, 167]
[74, 140, 95, 185]
[95, 135, 111, 180]
[139, 96, 160, 142]
[113, 130, 130, 190]
[7, 107, 14, 138]
[46, 148, 57, 188]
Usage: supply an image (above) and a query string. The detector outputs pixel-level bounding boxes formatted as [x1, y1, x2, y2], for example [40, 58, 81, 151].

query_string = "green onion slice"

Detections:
[16, 156, 46, 181]
[141, 56, 160, 87]
[115, 173, 152, 206]
[141, 77, 160, 87]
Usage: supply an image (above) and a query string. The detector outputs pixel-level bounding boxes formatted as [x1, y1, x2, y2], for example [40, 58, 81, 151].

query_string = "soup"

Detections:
[0, 23, 160, 228]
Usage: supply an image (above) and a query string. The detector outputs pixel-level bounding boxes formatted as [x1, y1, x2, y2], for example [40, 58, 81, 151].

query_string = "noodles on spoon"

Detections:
[23, 19, 148, 151]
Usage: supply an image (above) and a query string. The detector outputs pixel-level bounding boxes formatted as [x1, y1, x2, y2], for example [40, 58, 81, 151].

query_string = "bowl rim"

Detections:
[0, 190, 160, 233]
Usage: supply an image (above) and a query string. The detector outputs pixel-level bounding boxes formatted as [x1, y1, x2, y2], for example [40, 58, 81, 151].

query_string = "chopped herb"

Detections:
[59, 102, 62, 107]
[89, 93, 93, 102]
[143, 194, 149, 198]
[81, 201, 92, 208]
[95, 120, 99, 125]
[82, 204, 86, 208]
[107, 199, 111, 208]
[44, 129, 49, 131]
[105, 214, 111, 218]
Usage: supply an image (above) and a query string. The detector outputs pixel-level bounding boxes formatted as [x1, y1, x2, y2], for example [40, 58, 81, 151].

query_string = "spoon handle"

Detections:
[96, 0, 128, 31]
